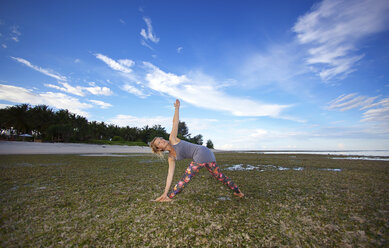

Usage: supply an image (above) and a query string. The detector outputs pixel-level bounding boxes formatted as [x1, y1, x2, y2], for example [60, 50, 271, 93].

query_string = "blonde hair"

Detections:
[149, 137, 166, 159]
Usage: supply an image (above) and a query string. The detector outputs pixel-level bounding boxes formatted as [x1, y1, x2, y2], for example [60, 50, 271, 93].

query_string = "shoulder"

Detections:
[169, 137, 181, 146]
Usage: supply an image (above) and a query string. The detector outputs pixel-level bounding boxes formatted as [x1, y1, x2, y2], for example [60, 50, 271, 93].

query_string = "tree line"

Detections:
[0, 104, 214, 148]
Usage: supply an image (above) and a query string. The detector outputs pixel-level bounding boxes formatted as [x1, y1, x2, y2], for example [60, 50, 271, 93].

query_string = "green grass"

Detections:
[0, 153, 388, 247]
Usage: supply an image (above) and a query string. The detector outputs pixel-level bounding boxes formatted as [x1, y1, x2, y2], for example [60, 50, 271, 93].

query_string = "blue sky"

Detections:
[1, 0, 389, 150]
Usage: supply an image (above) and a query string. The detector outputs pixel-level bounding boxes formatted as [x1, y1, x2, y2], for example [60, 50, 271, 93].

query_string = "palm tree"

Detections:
[29, 105, 55, 139]
[8, 104, 31, 135]
[178, 121, 190, 138]
[206, 139, 214, 149]
[73, 115, 89, 141]
[190, 134, 203, 145]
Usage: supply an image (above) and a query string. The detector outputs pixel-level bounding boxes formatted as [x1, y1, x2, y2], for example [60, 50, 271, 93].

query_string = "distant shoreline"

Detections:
[0, 141, 151, 155]
[233, 150, 389, 157]
[0, 141, 222, 155]
[1, 141, 388, 156]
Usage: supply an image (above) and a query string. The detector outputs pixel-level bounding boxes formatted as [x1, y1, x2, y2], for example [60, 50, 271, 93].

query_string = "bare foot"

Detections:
[234, 192, 244, 198]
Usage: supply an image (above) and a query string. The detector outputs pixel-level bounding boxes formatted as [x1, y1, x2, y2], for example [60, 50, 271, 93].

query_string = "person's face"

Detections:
[155, 138, 169, 151]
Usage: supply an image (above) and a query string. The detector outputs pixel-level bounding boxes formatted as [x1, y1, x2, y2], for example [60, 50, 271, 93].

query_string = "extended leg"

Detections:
[205, 162, 241, 194]
[168, 162, 202, 199]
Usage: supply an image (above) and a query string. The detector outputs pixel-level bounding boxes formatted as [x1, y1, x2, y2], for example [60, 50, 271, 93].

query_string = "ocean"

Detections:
[240, 150, 389, 158]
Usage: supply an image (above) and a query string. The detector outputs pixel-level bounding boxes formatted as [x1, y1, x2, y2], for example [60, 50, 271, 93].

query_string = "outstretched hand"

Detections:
[152, 193, 173, 202]
[174, 99, 180, 108]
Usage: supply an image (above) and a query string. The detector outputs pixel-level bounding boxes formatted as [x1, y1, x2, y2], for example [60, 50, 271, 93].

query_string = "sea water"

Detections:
[241, 150, 389, 158]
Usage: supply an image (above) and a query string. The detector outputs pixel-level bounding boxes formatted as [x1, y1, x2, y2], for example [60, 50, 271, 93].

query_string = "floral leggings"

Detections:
[168, 161, 241, 199]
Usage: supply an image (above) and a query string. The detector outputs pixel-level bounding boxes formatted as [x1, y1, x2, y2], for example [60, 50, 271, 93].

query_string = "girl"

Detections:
[150, 99, 244, 202]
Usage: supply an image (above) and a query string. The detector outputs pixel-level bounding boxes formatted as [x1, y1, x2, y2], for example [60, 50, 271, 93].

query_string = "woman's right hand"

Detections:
[174, 99, 180, 108]
[154, 194, 166, 201]
[153, 193, 173, 202]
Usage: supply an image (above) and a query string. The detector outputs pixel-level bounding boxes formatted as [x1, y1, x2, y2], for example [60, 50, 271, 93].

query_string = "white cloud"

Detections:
[361, 98, 389, 122]
[10, 25, 21, 42]
[184, 118, 219, 134]
[0, 83, 92, 117]
[45, 82, 84, 96]
[0, 103, 12, 109]
[108, 114, 218, 136]
[122, 84, 148, 98]
[293, 0, 389, 80]
[89, 100, 112, 109]
[328, 93, 389, 125]
[249, 128, 308, 140]
[109, 114, 171, 128]
[328, 93, 378, 111]
[108, 113, 218, 144]
[143, 62, 289, 117]
[140, 17, 159, 43]
[2, 44, 6, 49]
[96, 53, 291, 118]
[361, 98, 388, 110]
[94, 54, 149, 98]
[95, 53, 133, 74]
[11, 25, 21, 36]
[119, 19, 126, 25]
[241, 44, 310, 94]
[327, 93, 357, 106]
[215, 126, 312, 150]
[11, 56, 67, 81]
[84, 85, 113, 96]
[118, 59, 134, 67]
[44, 82, 113, 96]
[140, 39, 155, 50]
[216, 123, 389, 150]
[250, 129, 268, 138]
[177, 47, 183, 53]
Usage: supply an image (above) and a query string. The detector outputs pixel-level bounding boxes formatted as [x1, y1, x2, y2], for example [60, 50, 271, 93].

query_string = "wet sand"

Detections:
[0, 141, 152, 154]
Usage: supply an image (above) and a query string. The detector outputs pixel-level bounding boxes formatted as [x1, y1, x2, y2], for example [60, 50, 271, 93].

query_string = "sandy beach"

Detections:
[0, 141, 152, 154]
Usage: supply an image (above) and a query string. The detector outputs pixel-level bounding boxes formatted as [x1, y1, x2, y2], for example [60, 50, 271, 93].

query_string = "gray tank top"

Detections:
[172, 140, 216, 163]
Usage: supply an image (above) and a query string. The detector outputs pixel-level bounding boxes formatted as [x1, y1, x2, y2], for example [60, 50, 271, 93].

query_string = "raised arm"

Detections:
[169, 99, 180, 144]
